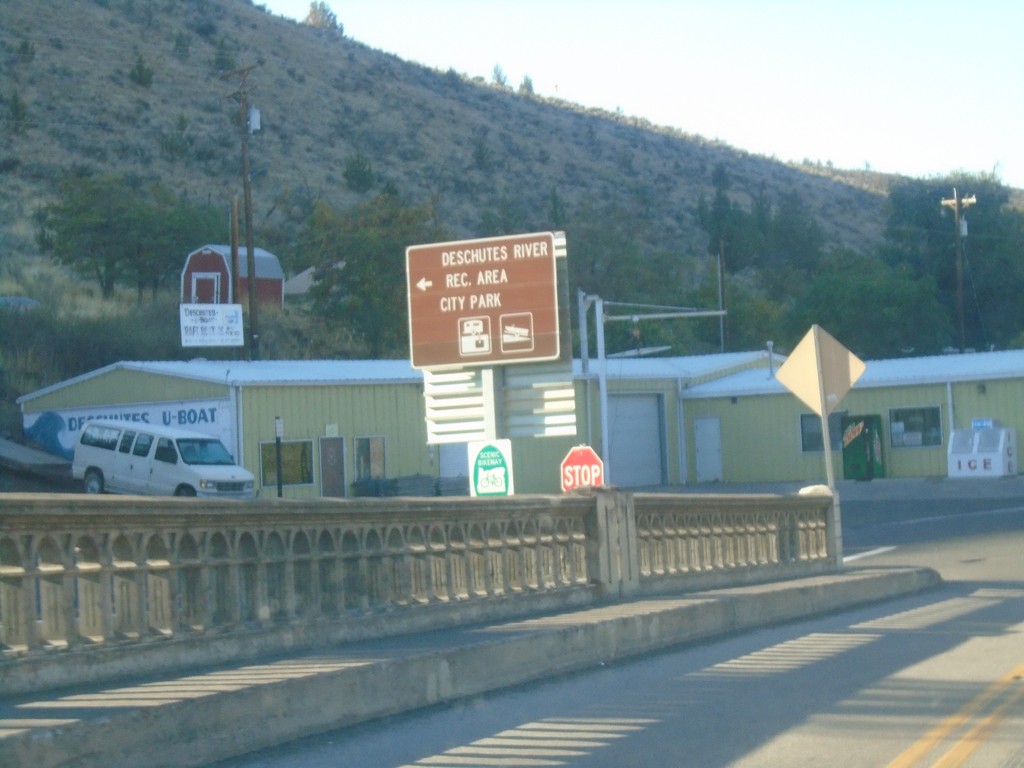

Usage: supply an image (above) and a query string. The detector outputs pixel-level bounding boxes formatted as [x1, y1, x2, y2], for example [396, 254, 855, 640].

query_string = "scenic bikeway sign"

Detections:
[406, 232, 560, 369]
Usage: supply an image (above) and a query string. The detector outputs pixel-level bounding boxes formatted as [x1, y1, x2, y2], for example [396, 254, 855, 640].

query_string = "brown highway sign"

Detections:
[406, 232, 560, 369]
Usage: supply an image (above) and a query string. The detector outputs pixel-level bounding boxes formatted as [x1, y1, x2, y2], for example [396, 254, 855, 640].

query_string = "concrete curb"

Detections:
[0, 566, 940, 768]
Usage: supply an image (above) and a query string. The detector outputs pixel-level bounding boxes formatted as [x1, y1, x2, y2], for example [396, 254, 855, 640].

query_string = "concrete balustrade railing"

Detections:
[631, 492, 833, 593]
[0, 488, 836, 694]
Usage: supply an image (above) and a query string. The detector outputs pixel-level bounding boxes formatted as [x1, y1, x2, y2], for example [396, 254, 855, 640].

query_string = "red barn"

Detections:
[180, 244, 285, 309]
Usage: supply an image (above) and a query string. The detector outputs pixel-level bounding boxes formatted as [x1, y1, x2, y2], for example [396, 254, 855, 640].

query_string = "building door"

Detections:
[191, 272, 220, 303]
[695, 416, 723, 483]
[319, 436, 345, 497]
[608, 394, 665, 487]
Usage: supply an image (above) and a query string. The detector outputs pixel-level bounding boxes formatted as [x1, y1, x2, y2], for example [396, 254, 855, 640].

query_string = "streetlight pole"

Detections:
[940, 188, 976, 353]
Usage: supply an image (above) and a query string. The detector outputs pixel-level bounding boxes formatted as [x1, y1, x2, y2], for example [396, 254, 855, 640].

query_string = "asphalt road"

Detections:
[216, 489, 1024, 768]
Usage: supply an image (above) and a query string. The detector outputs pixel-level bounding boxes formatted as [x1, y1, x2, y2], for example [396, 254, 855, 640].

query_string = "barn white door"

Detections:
[191, 272, 221, 303]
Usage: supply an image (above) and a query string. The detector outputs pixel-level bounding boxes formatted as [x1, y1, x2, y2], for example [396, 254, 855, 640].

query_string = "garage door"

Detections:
[607, 394, 665, 487]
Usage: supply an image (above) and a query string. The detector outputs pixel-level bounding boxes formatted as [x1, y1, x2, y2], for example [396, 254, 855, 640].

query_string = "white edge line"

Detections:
[844, 546, 897, 563]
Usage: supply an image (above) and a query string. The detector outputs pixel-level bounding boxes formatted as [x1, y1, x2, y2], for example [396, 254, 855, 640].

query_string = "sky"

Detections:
[261, 1, 1023, 189]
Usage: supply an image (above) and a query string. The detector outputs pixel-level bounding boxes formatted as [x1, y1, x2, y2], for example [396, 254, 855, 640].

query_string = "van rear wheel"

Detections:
[84, 469, 104, 494]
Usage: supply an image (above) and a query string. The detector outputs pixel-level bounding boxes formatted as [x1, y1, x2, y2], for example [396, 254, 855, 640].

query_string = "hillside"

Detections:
[0, 0, 898, 288]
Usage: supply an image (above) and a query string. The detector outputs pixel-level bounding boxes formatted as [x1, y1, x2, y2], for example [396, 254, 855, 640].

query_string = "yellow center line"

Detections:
[886, 662, 1024, 768]
[931, 676, 1024, 768]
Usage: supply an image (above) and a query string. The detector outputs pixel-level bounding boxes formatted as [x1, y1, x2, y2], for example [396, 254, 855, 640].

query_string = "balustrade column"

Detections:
[112, 561, 146, 637]
[0, 564, 34, 649]
[76, 561, 110, 642]
[283, 556, 299, 620]
[356, 555, 372, 609]
[42, 562, 77, 647]
[442, 545, 457, 600]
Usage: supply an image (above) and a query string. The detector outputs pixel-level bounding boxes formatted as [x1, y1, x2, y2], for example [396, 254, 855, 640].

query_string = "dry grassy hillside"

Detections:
[1, 0, 894, 291]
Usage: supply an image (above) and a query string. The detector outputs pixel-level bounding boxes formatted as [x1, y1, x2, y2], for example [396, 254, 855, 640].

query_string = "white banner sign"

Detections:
[23, 400, 235, 461]
[180, 304, 244, 347]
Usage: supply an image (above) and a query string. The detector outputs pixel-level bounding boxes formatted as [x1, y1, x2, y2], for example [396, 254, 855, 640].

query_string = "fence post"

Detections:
[585, 489, 640, 599]
[799, 484, 841, 566]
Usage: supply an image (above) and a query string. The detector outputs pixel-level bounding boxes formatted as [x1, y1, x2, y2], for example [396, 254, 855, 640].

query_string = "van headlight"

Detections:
[199, 479, 218, 490]
[244, 480, 254, 491]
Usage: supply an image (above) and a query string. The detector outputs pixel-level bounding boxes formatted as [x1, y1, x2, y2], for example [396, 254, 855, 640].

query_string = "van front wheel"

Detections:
[84, 469, 104, 494]
[174, 485, 197, 497]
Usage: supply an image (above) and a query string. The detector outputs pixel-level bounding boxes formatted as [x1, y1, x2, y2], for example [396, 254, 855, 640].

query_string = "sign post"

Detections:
[406, 232, 560, 369]
[274, 416, 284, 498]
[560, 445, 605, 493]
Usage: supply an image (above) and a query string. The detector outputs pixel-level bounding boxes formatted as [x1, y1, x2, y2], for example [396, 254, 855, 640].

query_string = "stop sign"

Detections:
[560, 445, 605, 492]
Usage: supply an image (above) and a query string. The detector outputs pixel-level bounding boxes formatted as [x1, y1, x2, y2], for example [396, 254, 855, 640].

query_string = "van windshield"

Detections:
[176, 438, 236, 466]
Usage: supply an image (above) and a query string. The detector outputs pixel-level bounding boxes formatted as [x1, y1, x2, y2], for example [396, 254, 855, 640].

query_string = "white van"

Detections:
[72, 420, 257, 499]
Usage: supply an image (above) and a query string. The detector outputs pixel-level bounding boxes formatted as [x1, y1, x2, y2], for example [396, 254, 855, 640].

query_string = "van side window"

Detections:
[118, 431, 136, 453]
[81, 425, 120, 451]
[154, 438, 178, 464]
[133, 433, 154, 457]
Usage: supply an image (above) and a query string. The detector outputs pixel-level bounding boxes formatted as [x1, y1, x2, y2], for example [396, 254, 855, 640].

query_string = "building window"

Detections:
[260, 439, 314, 486]
[800, 411, 845, 452]
[889, 406, 942, 448]
[354, 436, 385, 480]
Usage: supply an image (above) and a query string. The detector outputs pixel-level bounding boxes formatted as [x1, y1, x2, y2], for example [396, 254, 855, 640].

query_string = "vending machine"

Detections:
[841, 414, 885, 481]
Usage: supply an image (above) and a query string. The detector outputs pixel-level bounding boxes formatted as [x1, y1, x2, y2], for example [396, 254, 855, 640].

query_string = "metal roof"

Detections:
[682, 348, 1024, 399]
[16, 359, 423, 403]
[20, 354, 767, 403]
[123, 359, 423, 386]
[190, 245, 285, 280]
[19, 349, 1024, 405]
[578, 350, 770, 382]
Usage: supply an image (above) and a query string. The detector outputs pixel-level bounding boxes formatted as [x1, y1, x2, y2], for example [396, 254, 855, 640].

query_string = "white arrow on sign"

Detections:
[416, 277, 433, 291]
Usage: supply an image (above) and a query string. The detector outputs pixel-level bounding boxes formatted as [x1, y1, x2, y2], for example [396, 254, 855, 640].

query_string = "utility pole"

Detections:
[717, 237, 727, 353]
[222, 64, 260, 360]
[940, 188, 977, 353]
